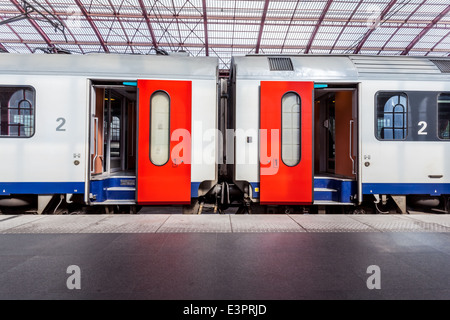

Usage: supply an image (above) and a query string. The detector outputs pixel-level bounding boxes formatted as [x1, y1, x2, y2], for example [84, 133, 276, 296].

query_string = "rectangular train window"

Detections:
[150, 91, 170, 165]
[438, 93, 450, 140]
[376, 92, 408, 140]
[281, 92, 301, 166]
[0, 86, 35, 137]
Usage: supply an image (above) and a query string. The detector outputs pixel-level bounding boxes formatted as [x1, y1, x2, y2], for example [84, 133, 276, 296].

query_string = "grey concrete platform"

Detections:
[0, 214, 449, 300]
[1, 213, 450, 233]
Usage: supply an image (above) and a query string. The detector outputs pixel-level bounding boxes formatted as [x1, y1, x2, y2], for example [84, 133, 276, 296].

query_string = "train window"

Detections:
[111, 116, 120, 141]
[281, 92, 301, 166]
[150, 91, 170, 166]
[376, 92, 408, 140]
[438, 93, 450, 140]
[0, 86, 35, 138]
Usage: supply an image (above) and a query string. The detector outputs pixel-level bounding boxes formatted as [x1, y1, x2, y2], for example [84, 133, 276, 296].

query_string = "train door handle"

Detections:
[349, 120, 356, 175]
[90, 116, 99, 174]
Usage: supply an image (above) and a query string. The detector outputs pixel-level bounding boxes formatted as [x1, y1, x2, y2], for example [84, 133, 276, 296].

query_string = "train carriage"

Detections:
[229, 54, 450, 213]
[0, 53, 219, 213]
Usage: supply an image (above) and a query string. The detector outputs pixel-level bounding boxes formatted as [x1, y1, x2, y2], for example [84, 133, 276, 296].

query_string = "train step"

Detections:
[106, 187, 135, 201]
[314, 187, 338, 202]
[93, 199, 137, 206]
[313, 176, 357, 203]
[90, 176, 136, 203]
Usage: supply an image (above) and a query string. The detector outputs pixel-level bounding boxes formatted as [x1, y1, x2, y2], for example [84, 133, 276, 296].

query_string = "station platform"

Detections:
[0, 213, 449, 301]
[1, 213, 450, 233]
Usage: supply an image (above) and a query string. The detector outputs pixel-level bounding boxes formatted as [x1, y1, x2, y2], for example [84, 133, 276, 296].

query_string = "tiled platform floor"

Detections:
[1, 213, 450, 233]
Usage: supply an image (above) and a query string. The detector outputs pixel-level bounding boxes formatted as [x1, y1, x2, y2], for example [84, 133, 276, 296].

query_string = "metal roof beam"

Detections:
[43, 0, 84, 54]
[107, 0, 133, 54]
[401, 5, 450, 55]
[330, 0, 363, 53]
[0, 42, 8, 53]
[3, 38, 448, 53]
[305, 0, 334, 54]
[202, 0, 209, 56]
[281, 0, 301, 53]
[138, 0, 158, 49]
[353, 0, 398, 54]
[378, 0, 426, 55]
[426, 30, 450, 56]
[171, 0, 183, 47]
[10, 0, 53, 48]
[1, 9, 448, 26]
[74, 0, 109, 53]
[0, 14, 32, 52]
[255, 0, 270, 54]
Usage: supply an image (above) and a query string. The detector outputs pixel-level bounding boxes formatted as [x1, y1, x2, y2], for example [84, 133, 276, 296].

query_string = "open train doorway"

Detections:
[88, 81, 137, 206]
[313, 85, 358, 206]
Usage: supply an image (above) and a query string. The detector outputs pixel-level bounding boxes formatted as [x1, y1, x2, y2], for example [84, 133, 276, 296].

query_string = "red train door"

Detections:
[260, 81, 313, 204]
[137, 80, 191, 204]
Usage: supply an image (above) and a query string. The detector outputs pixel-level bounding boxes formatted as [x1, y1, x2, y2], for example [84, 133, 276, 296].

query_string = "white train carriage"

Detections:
[0, 53, 219, 213]
[230, 55, 450, 213]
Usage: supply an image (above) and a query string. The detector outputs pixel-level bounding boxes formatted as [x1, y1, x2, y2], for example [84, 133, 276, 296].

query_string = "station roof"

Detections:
[0, 0, 449, 70]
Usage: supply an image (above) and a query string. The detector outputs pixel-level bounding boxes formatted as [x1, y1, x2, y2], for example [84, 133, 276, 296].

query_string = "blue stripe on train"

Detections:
[250, 180, 450, 200]
[250, 183, 260, 198]
[0, 182, 85, 195]
[8, 181, 447, 200]
[362, 183, 450, 196]
[191, 182, 201, 198]
[250, 179, 357, 202]
[1, 181, 202, 198]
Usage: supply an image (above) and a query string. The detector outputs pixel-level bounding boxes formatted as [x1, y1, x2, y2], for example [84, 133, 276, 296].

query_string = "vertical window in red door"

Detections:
[150, 91, 170, 166]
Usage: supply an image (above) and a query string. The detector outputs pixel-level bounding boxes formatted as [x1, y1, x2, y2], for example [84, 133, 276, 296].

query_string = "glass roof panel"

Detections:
[266, 0, 299, 18]
[0, 0, 447, 63]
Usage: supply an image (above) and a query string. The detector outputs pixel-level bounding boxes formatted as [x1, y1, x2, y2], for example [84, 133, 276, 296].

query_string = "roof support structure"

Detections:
[353, 0, 398, 54]
[329, 0, 364, 53]
[255, 0, 270, 54]
[107, 0, 133, 54]
[1, 8, 447, 28]
[281, 0, 301, 53]
[401, 5, 450, 55]
[0, 14, 32, 52]
[202, 0, 209, 56]
[43, 0, 84, 54]
[0, 42, 8, 52]
[378, 0, 426, 55]
[0, 0, 448, 61]
[171, 0, 183, 47]
[138, 0, 158, 49]
[305, 0, 334, 54]
[74, 0, 109, 53]
[2, 38, 447, 53]
[426, 30, 450, 56]
[10, 0, 53, 48]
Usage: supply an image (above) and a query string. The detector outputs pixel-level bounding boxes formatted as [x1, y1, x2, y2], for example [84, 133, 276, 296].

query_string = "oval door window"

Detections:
[281, 92, 301, 166]
[150, 91, 170, 166]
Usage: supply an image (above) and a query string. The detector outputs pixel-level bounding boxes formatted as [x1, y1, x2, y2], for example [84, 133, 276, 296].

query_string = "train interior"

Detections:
[313, 85, 358, 205]
[89, 82, 138, 207]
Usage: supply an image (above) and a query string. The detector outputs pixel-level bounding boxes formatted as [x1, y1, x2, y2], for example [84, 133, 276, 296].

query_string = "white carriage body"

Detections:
[0, 53, 218, 201]
[231, 54, 450, 203]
